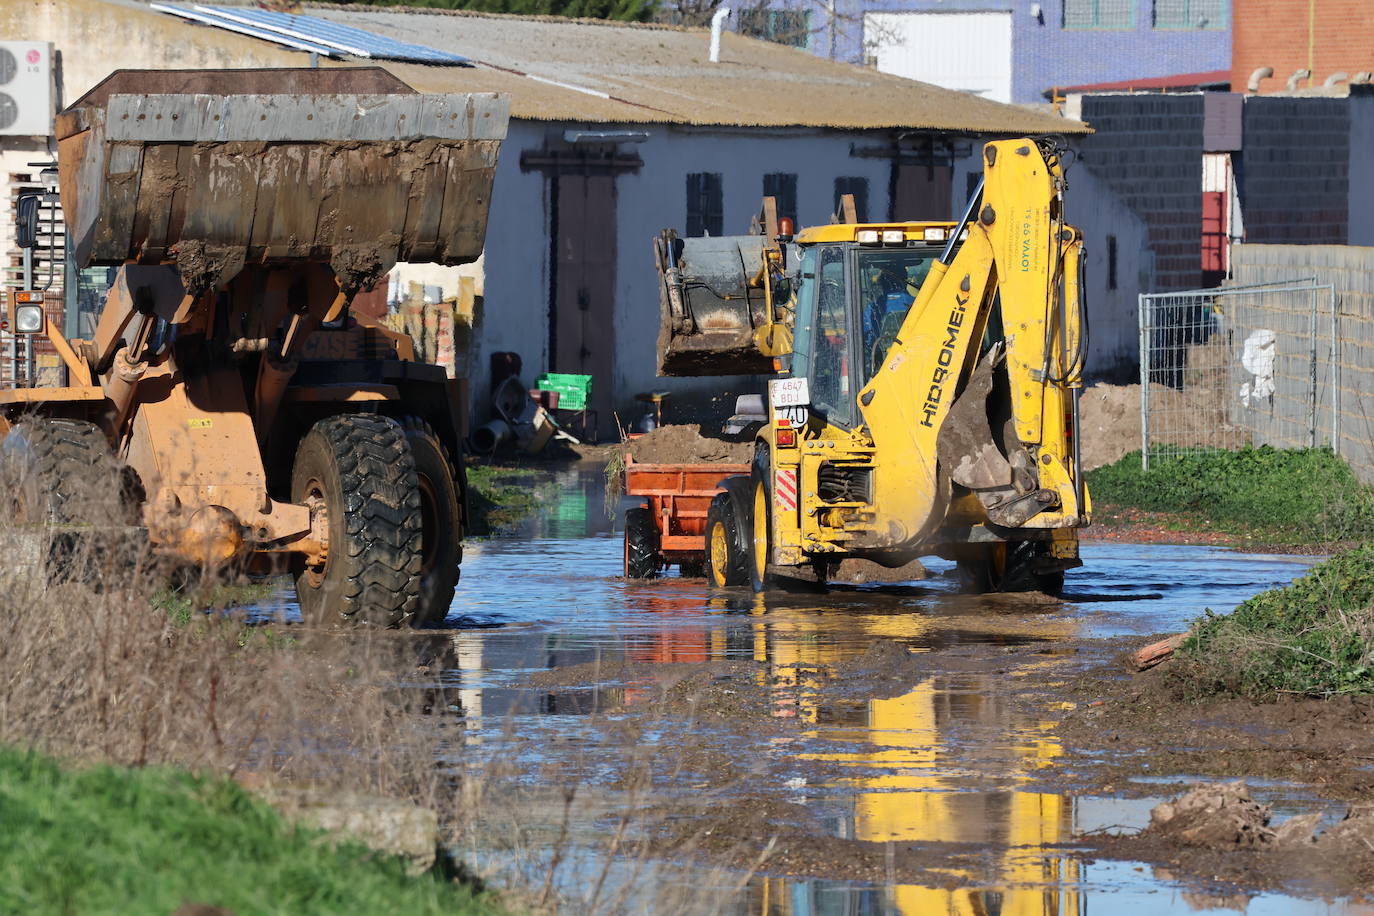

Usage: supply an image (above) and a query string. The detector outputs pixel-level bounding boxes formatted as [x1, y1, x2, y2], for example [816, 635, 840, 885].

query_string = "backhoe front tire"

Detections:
[624, 506, 661, 579]
[403, 419, 462, 627]
[956, 541, 1065, 596]
[291, 414, 422, 627]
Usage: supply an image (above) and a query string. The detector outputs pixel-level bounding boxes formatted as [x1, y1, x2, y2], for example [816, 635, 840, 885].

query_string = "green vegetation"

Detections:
[153, 580, 278, 627]
[333, 0, 657, 22]
[1087, 446, 1374, 544]
[465, 463, 545, 535]
[1174, 544, 1374, 699]
[0, 747, 499, 915]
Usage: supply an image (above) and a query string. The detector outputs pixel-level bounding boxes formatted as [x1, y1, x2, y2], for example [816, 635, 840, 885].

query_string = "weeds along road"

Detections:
[252, 467, 1353, 915]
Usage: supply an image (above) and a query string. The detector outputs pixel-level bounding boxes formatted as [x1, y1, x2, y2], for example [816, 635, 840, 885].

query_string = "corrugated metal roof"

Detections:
[301, 4, 1088, 134]
[125, 1, 1090, 135]
[153, 4, 471, 65]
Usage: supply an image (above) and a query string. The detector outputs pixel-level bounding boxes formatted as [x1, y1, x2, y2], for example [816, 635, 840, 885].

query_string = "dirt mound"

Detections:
[1144, 781, 1273, 849]
[1078, 382, 1247, 470]
[623, 425, 753, 465]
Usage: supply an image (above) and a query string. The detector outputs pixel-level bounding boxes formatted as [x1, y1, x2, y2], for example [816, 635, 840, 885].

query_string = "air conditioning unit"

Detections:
[0, 42, 54, 137]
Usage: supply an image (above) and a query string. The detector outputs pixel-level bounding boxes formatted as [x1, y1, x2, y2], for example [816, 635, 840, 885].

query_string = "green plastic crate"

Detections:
[535, 373, 592, 411]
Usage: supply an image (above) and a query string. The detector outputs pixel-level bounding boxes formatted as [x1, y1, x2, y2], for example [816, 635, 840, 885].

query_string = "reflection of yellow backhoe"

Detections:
[658, 139, 1090, 593]
[1, 69, 507, 626]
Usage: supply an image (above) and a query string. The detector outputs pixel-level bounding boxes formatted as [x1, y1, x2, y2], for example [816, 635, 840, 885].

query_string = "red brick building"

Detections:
[1232, 0, 1374, 93]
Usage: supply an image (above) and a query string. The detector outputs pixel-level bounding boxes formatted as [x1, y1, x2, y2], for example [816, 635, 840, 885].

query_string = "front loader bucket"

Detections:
[55, 68, 508, 294]
[654, 230, 794, 377]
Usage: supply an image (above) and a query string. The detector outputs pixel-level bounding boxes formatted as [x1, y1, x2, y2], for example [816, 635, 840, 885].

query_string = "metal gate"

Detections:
[1138, 279, 1337, 469]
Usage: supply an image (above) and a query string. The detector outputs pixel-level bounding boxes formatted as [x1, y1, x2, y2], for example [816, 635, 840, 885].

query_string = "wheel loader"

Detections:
[0, 68, 508, 626]
[655, 138, 1089, 593]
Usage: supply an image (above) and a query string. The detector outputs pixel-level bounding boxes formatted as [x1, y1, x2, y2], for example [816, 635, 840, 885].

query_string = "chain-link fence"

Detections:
[1138, 279, 1337, 469]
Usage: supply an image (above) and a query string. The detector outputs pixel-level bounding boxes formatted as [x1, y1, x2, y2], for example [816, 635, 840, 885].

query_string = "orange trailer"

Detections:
[622, 456, 748, 579]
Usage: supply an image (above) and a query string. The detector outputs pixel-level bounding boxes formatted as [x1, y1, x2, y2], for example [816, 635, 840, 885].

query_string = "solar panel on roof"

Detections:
[150, 4, 341, 58]
[152, 4, 471, 66]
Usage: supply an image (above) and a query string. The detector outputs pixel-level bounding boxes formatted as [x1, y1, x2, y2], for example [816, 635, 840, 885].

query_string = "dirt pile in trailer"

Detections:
[623, 425, 754, 465]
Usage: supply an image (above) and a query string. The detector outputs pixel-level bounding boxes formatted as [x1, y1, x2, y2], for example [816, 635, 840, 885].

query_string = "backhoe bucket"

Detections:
[55, 68, 508, 294]
[654, 231, 794, 377]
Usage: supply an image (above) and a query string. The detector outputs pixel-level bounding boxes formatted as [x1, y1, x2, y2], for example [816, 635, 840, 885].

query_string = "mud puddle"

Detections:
[251, 470, 1363, 913]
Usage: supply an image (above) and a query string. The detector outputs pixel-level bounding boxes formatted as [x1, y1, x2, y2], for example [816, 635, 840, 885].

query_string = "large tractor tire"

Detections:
[624, 506, 661, 579]
[291, 414, 423, 627]
[4, 418, 130, 525]
[403, 418, 462, 627]
[2, 417, 140, 584]
[704, 490, 747, 587]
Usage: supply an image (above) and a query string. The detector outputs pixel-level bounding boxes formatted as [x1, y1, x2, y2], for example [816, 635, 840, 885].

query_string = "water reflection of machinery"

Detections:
[738, 599, 1082, 916]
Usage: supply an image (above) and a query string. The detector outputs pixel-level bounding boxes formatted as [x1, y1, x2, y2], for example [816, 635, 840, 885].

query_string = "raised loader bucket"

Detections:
[55, 68, 508, 294]
[653, 230, 797, 377]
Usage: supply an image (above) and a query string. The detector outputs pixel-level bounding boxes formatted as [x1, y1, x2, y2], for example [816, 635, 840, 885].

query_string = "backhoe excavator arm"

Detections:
[855, 139, 1087, 552]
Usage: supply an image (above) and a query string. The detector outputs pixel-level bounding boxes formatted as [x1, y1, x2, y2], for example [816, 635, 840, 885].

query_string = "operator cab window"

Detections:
[858, 248, 938, 382]
[790, 245, 854, 429]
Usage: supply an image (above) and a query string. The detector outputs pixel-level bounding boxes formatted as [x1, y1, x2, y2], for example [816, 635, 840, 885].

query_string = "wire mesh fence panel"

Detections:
[1139, 281, 1336, 469]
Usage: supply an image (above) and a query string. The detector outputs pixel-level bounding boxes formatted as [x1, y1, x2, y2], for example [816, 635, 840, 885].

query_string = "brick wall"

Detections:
[1233, 0, 1374, 92]
[1240, 96, 1349, 244]
[1077, 94, 1206, 290]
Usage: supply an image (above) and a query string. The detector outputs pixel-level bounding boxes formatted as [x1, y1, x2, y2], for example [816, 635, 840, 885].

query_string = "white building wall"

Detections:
[473, 122, 898, 432]
[866, 11, 1014, 104]
[1064, 164, 1153, 380]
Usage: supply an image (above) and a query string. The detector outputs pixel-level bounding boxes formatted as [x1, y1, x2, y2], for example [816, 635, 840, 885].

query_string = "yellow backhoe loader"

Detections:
[658, 138, 1089, 593]
[1, 68, 507, 625]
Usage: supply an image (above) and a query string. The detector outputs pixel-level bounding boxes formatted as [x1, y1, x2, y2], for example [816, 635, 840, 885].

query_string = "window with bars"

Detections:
[736, 8, 811, 48]
[686, 172, 723, 238]
[1152, 0, 1227, 28]
[833, 177, 869, 223]
[763, 172, 798, 225]
[1062, 0, 1135, 29]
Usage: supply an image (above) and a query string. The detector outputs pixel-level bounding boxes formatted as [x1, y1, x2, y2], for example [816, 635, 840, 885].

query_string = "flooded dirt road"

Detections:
[262, 468, 1363, 914]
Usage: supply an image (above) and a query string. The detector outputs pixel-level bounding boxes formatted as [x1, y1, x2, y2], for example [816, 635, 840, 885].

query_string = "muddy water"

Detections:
[264, 469, 1351, 914]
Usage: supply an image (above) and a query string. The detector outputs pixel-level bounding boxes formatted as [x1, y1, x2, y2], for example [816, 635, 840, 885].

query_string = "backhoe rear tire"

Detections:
[291, 414, 423, 627]
[403, 418, 462, 627]
[624, 506, 661, 579]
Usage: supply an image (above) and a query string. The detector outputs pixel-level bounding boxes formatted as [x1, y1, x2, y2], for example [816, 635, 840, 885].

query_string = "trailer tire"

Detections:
[403, 418, 462, 627]
[291, 414, 422, 627]
[704, 491, 747, 587]
[624, 506, 661, 579]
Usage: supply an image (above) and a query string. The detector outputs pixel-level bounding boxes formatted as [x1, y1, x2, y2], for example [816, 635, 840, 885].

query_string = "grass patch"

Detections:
[1086, 446, 1374, 544]
[1173, 544, 1374, 699]
[0, 746, 500, 915]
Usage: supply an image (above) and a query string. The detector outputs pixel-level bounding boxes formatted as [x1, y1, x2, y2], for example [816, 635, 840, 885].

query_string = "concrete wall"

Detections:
[1230, 243, 1374, 483]
[1239, 96, 1349, 244]
[774, 0, 1229, 103]
[1074, 93, 1205, 291]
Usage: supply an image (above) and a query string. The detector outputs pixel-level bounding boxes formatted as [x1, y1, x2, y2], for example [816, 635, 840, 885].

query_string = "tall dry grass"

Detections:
[0, 441, 767, 914]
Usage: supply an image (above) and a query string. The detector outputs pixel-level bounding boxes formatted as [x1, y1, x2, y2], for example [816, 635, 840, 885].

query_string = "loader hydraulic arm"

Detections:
[856, 139, 1087, 549]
